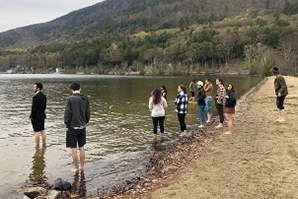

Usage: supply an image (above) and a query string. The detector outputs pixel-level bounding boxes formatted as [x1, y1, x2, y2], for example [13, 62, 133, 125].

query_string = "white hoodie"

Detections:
[148, 97, 168, 117]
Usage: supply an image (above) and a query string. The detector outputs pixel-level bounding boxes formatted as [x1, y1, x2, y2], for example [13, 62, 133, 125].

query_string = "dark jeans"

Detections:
[152, 116, 165, 134]
[177, 113, 187, 132]
[215, 102, 224, 123]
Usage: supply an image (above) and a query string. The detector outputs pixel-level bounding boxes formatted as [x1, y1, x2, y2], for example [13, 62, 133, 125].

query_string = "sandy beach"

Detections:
[149, 75, 298, 199]
[92, 75, 298, 199]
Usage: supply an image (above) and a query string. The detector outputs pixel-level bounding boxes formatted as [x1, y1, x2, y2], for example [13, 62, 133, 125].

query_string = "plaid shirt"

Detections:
[175, 92, 189, 114]
[216, 84, 226, 105]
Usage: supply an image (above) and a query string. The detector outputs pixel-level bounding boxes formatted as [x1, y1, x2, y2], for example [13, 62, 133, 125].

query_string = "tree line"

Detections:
[0, 15, 298, 76]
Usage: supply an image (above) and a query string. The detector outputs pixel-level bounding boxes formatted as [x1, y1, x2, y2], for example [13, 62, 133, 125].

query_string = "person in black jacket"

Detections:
[196, 81, 206, 128]
[224, 84, 236, 135]
[30, 83, 47, 147]
[64, 83, 90, 173]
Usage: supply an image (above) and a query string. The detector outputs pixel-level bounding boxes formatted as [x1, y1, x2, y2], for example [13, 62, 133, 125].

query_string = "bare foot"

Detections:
[215, 124, 224, 128]
[179, 132, 187, 137]
[224, 131, 232, 135]
[71, 168, 80, 173]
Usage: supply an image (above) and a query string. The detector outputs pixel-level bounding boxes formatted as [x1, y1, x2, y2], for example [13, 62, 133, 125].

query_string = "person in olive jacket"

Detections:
[271, 67, 288, 122]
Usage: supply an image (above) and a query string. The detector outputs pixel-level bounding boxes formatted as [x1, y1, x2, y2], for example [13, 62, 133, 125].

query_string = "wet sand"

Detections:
[90, 76, 298, 199]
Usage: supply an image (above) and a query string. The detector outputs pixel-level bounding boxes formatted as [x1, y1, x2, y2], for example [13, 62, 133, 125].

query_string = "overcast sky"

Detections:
[0, 0, 103, 33]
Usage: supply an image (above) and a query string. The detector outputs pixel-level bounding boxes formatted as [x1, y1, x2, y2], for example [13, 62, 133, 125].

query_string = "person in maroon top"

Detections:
[224, 84, 236, 134]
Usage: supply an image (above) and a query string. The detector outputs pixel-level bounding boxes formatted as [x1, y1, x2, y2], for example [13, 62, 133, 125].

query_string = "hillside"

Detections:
[0, 0, 288, 49]
[1, 0, 298, 76]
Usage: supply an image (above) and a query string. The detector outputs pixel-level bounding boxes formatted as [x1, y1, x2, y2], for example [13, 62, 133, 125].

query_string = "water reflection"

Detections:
[151, 137, 167, 151]
[28, 146, 47, 185]
[71, 172, 87, 198]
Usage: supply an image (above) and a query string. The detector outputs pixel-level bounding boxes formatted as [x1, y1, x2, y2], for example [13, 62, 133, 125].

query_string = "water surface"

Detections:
[0, 74, 263, 198]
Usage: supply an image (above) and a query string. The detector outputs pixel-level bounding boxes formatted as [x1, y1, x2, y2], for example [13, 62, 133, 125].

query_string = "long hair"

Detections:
[151, 89, 162, 104]
[227, 83, 235, 92]
[160, 85, 167, 91]
[179, 84, 187, 94]
[216, 78, 224, 86]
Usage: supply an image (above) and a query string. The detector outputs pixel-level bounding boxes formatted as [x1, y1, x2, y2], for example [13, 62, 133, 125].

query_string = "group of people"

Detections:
[30, 66, 287, 172]
[149, 66, 288, 138]
[30, 82, 90, 173]
[194, 78, 237, 135]
[148, 78, 237, 137]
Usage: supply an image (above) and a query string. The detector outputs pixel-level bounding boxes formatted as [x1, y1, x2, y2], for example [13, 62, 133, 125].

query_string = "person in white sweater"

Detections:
[149, 89, 168, 138]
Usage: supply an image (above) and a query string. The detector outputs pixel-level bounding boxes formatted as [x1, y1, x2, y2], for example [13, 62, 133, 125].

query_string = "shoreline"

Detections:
[149, 75, 298, 199]
[86, 77, 274, 199]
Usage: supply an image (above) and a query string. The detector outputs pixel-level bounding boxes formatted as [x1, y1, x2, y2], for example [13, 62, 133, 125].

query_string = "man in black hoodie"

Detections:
[64, 83, 90, 173]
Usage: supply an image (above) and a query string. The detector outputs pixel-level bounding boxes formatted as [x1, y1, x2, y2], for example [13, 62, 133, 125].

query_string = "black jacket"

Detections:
[30, 92, 47, 120]
[197, 87, 206, 106]
[225, 91, 236, 108]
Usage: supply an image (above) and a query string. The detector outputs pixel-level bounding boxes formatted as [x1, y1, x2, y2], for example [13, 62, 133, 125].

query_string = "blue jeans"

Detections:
[205, 97, 212, 114]
[152, 116, 165, 134]
[198, 105, 206, 125]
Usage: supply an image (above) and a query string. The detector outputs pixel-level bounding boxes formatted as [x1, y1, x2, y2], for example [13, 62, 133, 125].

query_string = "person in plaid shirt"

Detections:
[175, 84, 189, 137]
[215, 78, 226, 128]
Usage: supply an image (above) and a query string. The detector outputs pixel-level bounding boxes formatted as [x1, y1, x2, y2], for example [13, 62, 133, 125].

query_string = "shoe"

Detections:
[275, 117, 282, 122]
[215, 124, 223, 128]
[198, 124, 205, 128]
[275, 118, 286, 123]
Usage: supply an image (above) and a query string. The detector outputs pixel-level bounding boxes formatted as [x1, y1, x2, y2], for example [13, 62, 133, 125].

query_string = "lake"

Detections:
[0, 74, 263, 198]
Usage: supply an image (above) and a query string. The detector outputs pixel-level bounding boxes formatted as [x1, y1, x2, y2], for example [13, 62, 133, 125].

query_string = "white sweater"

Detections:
[148, 97, 168, 117]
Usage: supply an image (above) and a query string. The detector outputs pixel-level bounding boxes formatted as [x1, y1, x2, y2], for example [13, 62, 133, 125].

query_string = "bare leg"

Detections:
[34, 132, 40, 147]
[71, 148, 80, 172]
[280, 109, 285, 120]
[41, 130, 46, 147]
[224, 114, 233, 134]
[79, 147, 85, 171]
[207, 114, 212, 123]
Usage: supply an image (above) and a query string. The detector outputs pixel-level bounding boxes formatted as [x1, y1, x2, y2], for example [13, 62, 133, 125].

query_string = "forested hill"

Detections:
[0, 0, 293, 49]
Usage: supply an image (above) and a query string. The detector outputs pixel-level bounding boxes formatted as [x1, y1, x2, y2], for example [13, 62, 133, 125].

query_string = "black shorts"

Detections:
[66, 128, 86, 148]
[31, 119, 45, 132]
[276, 95, 286, 110]
[191, 91, 195, 97]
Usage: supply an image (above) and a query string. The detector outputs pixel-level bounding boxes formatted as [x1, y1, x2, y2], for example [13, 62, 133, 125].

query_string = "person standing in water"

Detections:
[160, 85, 168, 101]
[64, 83, 90, 173]
[149, 89, 168, 138]
[189, 79, 196, 101]
[30, 83, 47, 147]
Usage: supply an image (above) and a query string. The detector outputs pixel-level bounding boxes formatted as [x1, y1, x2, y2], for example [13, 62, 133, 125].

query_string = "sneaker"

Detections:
[276, 118, 286, 123]
[275, 117, 282, 122]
